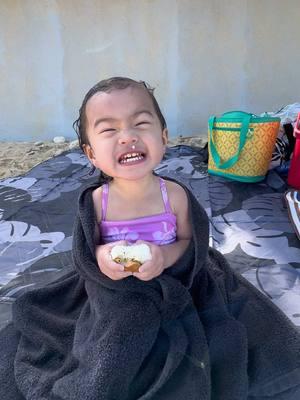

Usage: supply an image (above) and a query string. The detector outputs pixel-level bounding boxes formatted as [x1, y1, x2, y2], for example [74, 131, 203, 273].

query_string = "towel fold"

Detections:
[0, 177, 299, 399]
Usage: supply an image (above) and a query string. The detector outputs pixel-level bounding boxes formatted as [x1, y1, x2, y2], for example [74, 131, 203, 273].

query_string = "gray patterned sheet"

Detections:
[0, 145, 299, 330]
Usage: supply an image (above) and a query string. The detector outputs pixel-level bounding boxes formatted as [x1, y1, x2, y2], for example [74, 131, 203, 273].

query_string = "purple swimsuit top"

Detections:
[99, 178, 177, 245]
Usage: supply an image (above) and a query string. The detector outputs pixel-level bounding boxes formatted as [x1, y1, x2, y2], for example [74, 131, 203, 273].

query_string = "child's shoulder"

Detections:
[91, 185, 103, 201]
[164, 179, 188, 211]
[91, 185, 104, 221]
[164, 178, 187, 196]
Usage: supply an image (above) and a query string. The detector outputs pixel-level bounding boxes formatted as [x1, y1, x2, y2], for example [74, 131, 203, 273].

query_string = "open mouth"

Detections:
[118, 152, 145, 164]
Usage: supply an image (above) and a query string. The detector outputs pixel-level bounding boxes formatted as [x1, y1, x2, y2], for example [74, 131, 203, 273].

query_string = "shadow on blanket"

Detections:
[0, 177, 299, 399]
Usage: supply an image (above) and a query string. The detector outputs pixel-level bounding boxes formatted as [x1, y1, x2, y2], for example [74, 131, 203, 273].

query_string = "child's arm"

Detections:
[159, 182, 191, 268]
[160, 239, 191, 269]
[133, 182, 192, 281]
[92, 187, 132, 280]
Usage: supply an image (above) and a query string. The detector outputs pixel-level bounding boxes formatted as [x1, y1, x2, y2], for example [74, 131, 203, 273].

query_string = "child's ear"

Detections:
[83, 144, 96, 165]
[162, 128, 168, 146]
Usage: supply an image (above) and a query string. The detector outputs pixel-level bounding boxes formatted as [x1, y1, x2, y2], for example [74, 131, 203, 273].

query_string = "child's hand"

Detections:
[95, 241, 133, 280]
[132, 240, 165, 281]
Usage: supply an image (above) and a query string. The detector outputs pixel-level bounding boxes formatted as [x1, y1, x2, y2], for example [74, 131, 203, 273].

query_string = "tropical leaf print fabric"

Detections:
[0, 146, 299, 330]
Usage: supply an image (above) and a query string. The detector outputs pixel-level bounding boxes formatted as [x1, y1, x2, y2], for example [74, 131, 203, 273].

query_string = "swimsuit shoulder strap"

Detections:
[101, 183, 109, 221]
[159, 177, 172, 213]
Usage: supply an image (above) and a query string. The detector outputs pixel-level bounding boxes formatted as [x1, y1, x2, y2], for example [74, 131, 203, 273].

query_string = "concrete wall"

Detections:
[0, 0, 299, 141]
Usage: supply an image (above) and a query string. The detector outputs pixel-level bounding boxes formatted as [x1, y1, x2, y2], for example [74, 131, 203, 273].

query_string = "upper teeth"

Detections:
[120, 152, 143, 163]
[124, 153, 139, 159]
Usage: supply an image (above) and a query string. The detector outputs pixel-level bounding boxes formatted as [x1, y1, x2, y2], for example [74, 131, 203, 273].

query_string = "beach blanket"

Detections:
[0, 145, 300, 328]
[285, 190, 300, 241]
[0, 145, 300, 330]
[0, 173, 300, 399]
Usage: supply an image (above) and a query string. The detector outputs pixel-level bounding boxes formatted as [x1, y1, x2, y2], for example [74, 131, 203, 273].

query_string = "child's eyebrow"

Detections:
[93, 117, 115, 128]
[132, 110, 154, 118]
[93, 110, 154, 128]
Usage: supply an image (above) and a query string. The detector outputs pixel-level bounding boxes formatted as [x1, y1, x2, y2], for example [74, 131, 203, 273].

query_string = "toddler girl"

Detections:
[73, 76, 192, 281]
[1, 77, 299, 400]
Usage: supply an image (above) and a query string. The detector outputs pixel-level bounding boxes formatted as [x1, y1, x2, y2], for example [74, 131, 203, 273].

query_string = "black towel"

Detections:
[0, 177, 299, 400]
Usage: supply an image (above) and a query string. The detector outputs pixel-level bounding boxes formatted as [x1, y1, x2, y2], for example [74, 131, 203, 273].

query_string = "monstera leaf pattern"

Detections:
[242, 264, 300, 324]
[210, 182, 300, 326]
[156, 155, 207, 179]
[243, 193, 295, 233]
[0, 146, 299, 329]
[0, 218, 65, 285]
[1, 152, 93, 204]
[208, 179, 233, 212]
[212, 209, 300, 263]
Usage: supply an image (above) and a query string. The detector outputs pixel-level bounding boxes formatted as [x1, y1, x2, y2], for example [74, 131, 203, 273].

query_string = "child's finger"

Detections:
[122, 271, 133, 278]
[103, 263, 132, 279]
[108, 259, 126, 272]
[132, 271, 153, 281]
[138, 260, 152, 273]
[110, 270, 133, 280]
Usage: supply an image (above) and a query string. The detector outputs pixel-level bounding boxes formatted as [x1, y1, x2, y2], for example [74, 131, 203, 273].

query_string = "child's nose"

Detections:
[118, 129, 138, 145]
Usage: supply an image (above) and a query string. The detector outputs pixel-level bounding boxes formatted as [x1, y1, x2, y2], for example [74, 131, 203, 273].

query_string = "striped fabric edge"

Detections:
[284, 190, 300, 240]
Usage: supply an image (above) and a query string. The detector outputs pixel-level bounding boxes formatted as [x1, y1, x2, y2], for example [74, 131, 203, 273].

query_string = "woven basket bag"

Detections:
[208, 111, 280, 182]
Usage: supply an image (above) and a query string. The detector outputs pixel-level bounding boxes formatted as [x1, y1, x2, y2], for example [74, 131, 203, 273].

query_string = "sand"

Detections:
[0, 141, 74, 180]
[0, 135, 207, 180]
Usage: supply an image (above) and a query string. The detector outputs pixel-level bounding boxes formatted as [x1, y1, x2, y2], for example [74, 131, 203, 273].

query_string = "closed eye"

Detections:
[100, 128, 116, 133]
[136, 121, 150, 127]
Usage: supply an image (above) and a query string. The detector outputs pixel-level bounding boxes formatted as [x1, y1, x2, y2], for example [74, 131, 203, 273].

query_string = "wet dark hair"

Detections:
[72, 76, 167, 152]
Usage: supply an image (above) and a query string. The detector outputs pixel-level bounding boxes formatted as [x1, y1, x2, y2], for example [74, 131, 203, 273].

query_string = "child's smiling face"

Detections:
[83, 85, 168, 181]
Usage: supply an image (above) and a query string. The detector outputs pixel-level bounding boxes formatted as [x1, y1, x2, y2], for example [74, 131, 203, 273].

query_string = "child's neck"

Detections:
[110, 174, 158, 201]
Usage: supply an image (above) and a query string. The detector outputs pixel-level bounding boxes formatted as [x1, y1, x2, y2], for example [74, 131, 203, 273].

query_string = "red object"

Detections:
[287, 112, 300, 189]
[293, 112, 300, 138]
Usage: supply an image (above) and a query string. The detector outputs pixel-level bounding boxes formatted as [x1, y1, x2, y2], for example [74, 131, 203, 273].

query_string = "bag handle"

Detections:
[208, 113, 252, 169]
[221, 110, 259, 119]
